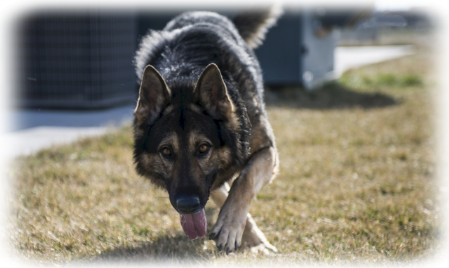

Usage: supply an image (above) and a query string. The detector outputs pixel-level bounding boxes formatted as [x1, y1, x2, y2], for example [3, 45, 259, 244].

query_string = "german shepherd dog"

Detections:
[133, 8, 281, 254]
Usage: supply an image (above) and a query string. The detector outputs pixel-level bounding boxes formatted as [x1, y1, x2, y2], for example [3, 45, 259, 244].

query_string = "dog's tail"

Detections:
[232, 5, 283, 49]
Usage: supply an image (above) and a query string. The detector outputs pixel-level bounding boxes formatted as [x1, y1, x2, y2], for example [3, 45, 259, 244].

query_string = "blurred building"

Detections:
[338, 8, 433, 46]
[17, 7, 368, 109]
[383, 2, 449, 28]
[338, 9, 407, 46]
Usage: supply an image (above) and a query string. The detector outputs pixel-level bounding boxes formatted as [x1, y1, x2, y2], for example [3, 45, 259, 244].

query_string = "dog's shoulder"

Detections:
[134, 12, 244, 81]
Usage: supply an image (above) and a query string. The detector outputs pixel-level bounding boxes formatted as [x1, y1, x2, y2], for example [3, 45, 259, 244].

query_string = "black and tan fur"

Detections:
[133, 8, 281, 253]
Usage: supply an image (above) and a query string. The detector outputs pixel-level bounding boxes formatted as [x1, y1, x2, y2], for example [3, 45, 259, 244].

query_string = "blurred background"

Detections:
[15, 5, 433, 108]
[7, 2, 434, 155]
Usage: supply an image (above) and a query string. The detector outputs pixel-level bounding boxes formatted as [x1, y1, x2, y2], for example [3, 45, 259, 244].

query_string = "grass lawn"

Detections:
[7, 47, 441, 265]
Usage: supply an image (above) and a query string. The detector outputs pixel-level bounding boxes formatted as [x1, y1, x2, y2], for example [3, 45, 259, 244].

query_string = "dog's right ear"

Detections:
[135, 65, 171, 124]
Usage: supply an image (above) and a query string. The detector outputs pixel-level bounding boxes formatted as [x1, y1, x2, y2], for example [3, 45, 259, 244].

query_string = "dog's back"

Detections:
[164, 7, 283, 50]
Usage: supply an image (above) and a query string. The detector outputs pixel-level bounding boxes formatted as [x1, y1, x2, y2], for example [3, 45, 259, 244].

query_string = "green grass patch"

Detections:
[365, 73, 422, 87]
[340, 73, 423, 89]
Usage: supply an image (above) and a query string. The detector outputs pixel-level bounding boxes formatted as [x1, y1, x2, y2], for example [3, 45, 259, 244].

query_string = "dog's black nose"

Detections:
[176, 195, 201, 214]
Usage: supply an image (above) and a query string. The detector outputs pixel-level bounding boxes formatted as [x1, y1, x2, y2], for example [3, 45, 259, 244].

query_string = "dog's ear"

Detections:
[194, 63, 234, 119]
[135, 65, 171, 124]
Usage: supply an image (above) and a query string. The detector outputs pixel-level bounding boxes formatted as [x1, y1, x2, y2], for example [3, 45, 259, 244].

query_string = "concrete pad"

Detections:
[2, 127, 107, 159]
[2, 105, 136, 159]
[9, 105, 135, 131]
[334, 45, 415, 76]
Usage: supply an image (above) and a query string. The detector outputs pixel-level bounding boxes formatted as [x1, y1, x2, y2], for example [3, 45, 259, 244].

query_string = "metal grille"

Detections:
[0, 0, 136, 108]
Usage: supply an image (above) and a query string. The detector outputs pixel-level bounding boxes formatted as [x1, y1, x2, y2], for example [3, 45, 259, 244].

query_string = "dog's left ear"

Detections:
[193, 63, 235, 119]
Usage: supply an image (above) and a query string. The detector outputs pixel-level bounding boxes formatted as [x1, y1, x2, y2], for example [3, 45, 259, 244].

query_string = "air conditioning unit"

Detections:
[18, 12, 137, 109]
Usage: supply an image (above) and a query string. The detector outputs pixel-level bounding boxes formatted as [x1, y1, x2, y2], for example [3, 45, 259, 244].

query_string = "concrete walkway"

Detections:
[1, 45, 415, 159]
[2, 105, 136, 159]
[334, 45, 414, 76]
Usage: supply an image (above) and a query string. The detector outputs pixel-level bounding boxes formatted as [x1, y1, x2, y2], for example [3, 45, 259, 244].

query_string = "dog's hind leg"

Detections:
[210, 182, 231, 208]
[210, 161, 278, 253]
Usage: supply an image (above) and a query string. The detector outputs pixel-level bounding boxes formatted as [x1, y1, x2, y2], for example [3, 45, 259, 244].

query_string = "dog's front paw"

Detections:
[209, 202, 248, 255]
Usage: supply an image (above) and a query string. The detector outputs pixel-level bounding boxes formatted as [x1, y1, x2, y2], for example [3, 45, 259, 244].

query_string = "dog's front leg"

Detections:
[210, 146, 277, 254]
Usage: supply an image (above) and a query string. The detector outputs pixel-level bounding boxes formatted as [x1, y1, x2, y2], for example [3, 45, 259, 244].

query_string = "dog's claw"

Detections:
[217, 244, 223, 251]
[235, 241, 238, 251]
[209, 233, 216, 240]
[226, 247, 230, 255]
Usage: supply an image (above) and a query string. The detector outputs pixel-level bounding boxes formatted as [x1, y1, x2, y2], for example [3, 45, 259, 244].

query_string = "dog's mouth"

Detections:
[180, 208, 207, 239]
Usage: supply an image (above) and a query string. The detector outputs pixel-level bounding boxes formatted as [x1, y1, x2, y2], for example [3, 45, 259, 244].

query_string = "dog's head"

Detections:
[133, 64, 249, 238]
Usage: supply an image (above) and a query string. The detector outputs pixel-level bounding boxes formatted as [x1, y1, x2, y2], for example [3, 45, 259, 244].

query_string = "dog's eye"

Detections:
[198, 144, 210, 154]
[161, 147, 172, 157]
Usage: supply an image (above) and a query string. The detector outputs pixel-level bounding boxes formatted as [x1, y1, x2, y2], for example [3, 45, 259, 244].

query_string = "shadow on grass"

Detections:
[92, 234, 211, 264]
[265, 83, 400, 109]
[90, 207, 218, 264]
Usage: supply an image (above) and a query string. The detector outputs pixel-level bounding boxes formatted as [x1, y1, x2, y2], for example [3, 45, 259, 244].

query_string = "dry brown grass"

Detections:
[7, 48, 441, 265]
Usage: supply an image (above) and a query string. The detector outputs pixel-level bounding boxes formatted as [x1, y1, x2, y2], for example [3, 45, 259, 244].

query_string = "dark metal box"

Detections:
[18, 12, 137, 109]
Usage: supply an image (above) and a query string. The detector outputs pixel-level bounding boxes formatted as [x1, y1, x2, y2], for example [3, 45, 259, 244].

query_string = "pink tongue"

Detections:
[180, 208, 207, 239]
